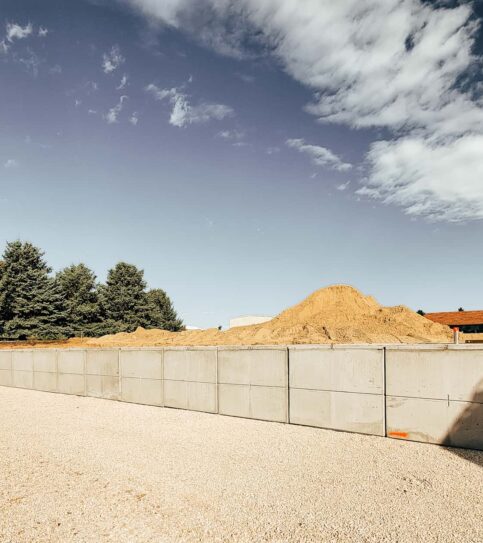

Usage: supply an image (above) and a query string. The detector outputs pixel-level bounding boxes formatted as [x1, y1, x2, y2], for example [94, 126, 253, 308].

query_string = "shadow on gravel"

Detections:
[443, 381, 483, 467]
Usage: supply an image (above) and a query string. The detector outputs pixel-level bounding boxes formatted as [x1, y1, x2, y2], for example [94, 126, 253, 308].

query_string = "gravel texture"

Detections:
[0, 386, 482, 543]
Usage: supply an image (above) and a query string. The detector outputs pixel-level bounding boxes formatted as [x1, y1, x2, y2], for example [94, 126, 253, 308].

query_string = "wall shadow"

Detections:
[442, 381, 483, 467]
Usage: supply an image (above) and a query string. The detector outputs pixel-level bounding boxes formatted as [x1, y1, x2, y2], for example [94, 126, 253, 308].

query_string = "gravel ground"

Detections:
[0, 387, 482, 543]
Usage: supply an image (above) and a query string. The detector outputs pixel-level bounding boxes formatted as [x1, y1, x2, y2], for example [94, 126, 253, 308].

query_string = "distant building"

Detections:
[229, 315, 273, 329]
[425, 311, 483, 334]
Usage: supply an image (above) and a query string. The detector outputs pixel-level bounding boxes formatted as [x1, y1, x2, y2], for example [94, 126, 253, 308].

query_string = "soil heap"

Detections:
[80, 284, 452, 347]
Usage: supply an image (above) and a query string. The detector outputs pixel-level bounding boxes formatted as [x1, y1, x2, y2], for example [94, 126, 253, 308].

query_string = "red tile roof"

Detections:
[425, 311, 483, 326]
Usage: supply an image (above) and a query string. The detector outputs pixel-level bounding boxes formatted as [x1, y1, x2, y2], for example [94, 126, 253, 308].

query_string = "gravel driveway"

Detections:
[0, 386, 482, 542]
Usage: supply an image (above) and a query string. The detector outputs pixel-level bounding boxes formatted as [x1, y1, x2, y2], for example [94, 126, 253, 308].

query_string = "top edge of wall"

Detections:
[1, 342, 482, 353]
[385, 343, 483, 351]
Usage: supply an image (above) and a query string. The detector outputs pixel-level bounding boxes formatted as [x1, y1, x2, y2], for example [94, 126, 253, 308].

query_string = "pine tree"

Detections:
[56, 263, 101, 337]
[0, 259, 5, 335]
[98, 262, 151, 333]
[146, 289, 184, 331]
[0, 241, 68, 339]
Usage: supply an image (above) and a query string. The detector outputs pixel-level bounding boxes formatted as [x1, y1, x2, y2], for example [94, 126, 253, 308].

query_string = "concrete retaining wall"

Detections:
[288, 346, 385, 436]
[218, 347, 288, 422]
[386, 345, 483, 449]
[164, 348, 217, 413]
[0, 345, 482, 450]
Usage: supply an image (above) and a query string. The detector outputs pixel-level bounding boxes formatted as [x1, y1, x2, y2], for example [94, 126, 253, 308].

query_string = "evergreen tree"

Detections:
[98, 262, 151, 333]
[146, 289, 184, 331]
[0, 259, 5, 334]
[56, 263, 101, 336]
[0, 241, 68, 339]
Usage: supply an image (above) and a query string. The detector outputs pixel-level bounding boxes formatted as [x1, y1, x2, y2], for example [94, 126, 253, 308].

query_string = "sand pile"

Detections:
[78, 284, 452, 347]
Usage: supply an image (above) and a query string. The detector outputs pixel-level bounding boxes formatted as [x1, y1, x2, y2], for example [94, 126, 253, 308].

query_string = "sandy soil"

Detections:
[0, 387, 482, 543]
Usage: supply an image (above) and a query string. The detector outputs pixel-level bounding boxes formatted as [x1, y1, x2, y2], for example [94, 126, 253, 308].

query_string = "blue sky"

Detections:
[0, 0, 482, 327]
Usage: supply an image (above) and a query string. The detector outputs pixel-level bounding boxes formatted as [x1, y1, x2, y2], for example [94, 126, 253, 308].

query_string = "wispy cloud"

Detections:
[15, 48, 42, 76]
[38, 26, 48, 38]
[4, 159, 18, 169]
[49, 64, 62, 75]
[286, 138, 352, 172]
[6, 22, 32, 42]
[146, 83, 234, 127]
[337, 181, 351, 191]
[216, 129, 244, 141]
[235, 73, 254, 83]
[116, 74, 128, 90]
[102, 45, 124, 74]
[126, 0, 483, 221]
[104, 95, 128, 124]
[129, 112, 139, 125]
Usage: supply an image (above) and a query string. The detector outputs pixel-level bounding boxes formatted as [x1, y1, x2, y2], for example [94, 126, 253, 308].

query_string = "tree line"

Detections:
[0, 241, 184, 340]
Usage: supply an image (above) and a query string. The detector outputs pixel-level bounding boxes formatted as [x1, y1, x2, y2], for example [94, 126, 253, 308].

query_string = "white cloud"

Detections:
[16, 48, 42, 76]
[129, 112, 139, 125]
[38, 27, 48, 38]
[146, 83, 233, 127]
[216, 129, 244, 141]
[359, 135, 483, 222]
[117, 74, 128, 90]
[145, 83, 178, 101]
[85, 81, 99, 93]
[75, 99, 82, 107]
[104, 95, 128, 124]
[0, 40, 9, 55]
[286, 138, 352, 172]
[337, 181, 351, 191]
[266, 146, 280, 155]
[235, 72, 255, 83]
[125, 0, 483, 221]
[6, 22, 33, 42]
[49, 64, 62, 74]
[102, 45, 125, 73]
[4, 159, 18, 169]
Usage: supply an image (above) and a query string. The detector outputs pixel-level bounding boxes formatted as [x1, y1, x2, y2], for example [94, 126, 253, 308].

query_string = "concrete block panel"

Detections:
[386, 396, 483, 450]
[218, 384, 250, 418]
[218, 383, 286, 422]
[12, 351, 33, 372]
[0, 351, 12, 370]
[121, 377, 163, 406]
[120, 350, 162, 380]
[447, 400, 483, 450]
[386, 349, 483, 402]
[33, 351, 57, 373]
[218, 349, 287, 387]
[164, 350, 217, 383]
[289, 348, 383, 394]
[58, 351, 85, 374]
[86, 375, 119, 400]
[250, 386, 287, 423]
[164, 379, 188, 409]
[187, 382, 217, 413]
[34, 372, 57, 392]
[290, 389, 384, 436]
[57, 373, 85, 396]
[12, 370, 33, 389]
[0, 369, 12, 386]
[164, 379, 216, 412]
[86, 350, 119, 376]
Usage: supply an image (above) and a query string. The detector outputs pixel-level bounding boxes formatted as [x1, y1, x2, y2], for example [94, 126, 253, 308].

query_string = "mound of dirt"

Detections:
[80, 284, 452, 347]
